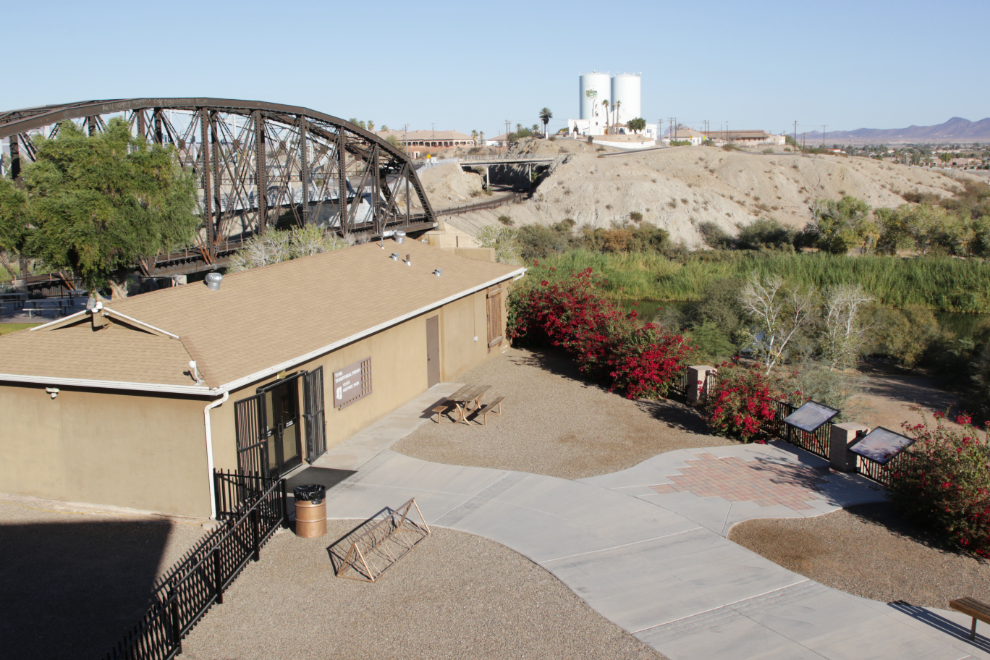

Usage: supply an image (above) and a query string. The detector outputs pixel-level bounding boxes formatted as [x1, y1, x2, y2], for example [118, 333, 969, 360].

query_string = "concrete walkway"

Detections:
[317, 386, 990, 660]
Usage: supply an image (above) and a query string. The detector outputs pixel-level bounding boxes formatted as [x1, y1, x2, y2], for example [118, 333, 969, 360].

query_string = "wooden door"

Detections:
[426, 315, 440, 387]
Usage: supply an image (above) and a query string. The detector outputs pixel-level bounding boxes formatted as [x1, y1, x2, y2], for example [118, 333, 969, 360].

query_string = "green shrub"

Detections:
[686, 322, 737, 362]
[736, 218, 796, 251]
[697, 221, 736, 249]
[862, 305, 941, 367]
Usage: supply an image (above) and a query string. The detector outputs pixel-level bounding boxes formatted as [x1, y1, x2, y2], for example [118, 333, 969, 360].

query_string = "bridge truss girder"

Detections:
[0, 99, 437, 276]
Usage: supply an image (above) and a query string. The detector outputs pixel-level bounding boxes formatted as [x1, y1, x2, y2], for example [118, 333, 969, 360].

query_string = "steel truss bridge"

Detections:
[0, 98, 438, 276]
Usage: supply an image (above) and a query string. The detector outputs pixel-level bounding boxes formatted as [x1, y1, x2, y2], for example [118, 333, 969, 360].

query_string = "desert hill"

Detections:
[428, 140, 980, 248]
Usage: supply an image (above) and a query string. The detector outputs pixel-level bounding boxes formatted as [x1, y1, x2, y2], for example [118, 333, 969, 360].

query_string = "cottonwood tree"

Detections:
[0, 179, 29, 278]
[23, 119, 198, 298]
[819, 284, 874, 371]
[807, 196, 874, 254]
[739, 274, 817, 374]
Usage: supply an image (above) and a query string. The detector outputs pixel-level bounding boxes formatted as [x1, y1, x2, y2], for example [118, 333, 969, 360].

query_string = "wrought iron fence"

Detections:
[105, 473, 286, 660]
[856, 452, 906, 487]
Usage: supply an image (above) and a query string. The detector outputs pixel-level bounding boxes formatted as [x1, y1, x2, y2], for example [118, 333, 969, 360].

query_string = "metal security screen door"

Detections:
[304, 367, 327, 462]
[259, 377, 303, 478]
[234, 395, 267, 475]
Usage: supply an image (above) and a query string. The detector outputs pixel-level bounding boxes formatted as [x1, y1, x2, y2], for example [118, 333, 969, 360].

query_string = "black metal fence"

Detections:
[105, 472, 286, 660]
[857, 452, 905, 487]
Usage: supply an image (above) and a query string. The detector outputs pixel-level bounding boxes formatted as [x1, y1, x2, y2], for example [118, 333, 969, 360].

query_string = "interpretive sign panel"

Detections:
[784, 401, 839, 433]
[334, 357, 372, 410]
[850, 427, 914, 465]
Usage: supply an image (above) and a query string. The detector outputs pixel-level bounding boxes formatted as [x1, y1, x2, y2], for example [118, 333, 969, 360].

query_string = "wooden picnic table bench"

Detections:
[472, 396, 504, 426]
[447, 384, 492, 425]
[950, 596, 990, 640]
[21, 299, 71, 318]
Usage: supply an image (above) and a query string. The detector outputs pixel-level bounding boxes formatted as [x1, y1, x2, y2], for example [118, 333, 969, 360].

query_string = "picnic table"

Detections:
[447, 384, 492, 425]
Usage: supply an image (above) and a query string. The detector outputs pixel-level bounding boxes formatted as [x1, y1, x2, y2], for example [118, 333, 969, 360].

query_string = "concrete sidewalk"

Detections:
[322, 450, 988, 660]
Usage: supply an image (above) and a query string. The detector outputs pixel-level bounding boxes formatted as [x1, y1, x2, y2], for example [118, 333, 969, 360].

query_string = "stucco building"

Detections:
[0, 239, 523, 518]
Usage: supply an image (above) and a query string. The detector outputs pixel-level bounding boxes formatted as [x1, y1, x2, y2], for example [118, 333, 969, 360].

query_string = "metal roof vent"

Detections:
[432, 269, 442, 277]
[393, 230, 406, 244]
[205, 272, 223, 291]
[390, 253, 399, 261]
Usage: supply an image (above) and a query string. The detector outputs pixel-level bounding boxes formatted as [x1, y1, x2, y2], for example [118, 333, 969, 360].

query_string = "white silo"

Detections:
[579, 71, 611, 121]
[611, 73, 642, 125]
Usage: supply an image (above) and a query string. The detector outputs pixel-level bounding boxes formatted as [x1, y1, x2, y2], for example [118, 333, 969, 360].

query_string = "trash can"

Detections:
[293, 484, 327, 538]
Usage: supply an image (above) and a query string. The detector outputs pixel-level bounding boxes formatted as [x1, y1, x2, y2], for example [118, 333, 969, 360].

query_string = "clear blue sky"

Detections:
[5, 0, 987, 137]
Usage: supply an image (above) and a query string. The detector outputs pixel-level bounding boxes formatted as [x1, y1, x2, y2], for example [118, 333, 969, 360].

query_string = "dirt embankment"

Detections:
[435, 142, 981, 247]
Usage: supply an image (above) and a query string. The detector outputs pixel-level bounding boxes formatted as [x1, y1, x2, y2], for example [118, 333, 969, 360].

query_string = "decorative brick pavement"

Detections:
[650, 452, 831, 510]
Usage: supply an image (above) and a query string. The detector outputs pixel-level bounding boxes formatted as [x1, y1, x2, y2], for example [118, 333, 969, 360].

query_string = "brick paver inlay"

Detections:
[650, 453, 830, 510]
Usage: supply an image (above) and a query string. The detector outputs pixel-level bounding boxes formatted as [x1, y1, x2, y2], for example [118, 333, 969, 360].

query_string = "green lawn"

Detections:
[0, 323, 40, 335]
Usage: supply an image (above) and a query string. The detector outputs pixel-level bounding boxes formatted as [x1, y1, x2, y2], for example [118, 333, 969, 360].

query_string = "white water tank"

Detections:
[611, 73, 642, 125]
[579, 72, 611, 121]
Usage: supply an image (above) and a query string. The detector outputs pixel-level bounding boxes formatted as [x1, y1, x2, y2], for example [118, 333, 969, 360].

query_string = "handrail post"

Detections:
[213, 546, 224, 605]
[252, 508, 261, 561]
[169, 593, 183, 654]
[281, 479, 288, 527]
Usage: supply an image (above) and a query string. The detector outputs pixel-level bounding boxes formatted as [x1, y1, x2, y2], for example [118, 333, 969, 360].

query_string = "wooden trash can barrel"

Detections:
[293, 485, 327, 538]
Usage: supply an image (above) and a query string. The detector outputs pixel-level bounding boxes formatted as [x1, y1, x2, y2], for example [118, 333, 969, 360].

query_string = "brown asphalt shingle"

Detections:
[0, 241, 520, 389]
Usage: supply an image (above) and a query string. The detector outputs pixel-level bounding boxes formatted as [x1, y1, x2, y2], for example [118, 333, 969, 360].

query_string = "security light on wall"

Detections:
[46, 387, 59, 399]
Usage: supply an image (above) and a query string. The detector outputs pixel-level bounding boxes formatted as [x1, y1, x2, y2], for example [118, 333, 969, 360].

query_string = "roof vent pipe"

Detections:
[394, 230, 406, 244]
[405, 254, 411, 266]
[390, 253, 399, 261]
[205, 272, 223, 291]
[433, 269, 442, 277]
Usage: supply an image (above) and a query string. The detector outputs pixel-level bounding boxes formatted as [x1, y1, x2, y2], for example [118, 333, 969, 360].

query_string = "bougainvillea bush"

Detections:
[507, 262, 693, 398]
[887, 412, 990, 557]
[700, 359, 781, 442]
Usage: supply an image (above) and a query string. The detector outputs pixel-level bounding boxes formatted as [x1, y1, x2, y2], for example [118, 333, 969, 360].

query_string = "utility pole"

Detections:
[431, 123, 435, 138]
[794, 121, 797, 147]
[822, 125, 827, 147]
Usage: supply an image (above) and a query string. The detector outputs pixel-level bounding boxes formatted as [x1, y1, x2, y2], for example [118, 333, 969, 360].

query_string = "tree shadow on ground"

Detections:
[506, 347, 600, 388]
[633, 397, 713, 435]
[843, 501, 979, 558]
[0, 520, 176, 660]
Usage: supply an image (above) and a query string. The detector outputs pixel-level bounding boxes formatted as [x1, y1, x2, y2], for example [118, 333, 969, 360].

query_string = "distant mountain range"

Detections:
[802, 117, 990, 144]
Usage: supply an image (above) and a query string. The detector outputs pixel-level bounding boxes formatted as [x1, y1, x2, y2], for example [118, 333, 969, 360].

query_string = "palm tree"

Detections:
[601, 100, 610, 135]
[539, 108, 552, 138]
[471, 129, 478, 145]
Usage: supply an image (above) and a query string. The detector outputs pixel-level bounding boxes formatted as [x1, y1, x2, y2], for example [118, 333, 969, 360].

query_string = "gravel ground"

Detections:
[393, 348, 734, 479]
[181, 520, 665, 660]
[0, 496, 207, 660]
[728, 501, 990, 609]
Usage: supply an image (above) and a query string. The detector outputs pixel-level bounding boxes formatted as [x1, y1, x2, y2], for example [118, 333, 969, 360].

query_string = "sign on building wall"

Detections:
[334, 357, 372, 409]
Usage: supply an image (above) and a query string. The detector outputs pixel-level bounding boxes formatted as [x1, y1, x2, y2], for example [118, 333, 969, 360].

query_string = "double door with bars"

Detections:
[233, 368, 327, 478]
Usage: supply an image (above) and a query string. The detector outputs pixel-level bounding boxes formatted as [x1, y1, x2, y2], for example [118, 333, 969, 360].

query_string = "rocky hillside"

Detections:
[440, 141, 980, 248]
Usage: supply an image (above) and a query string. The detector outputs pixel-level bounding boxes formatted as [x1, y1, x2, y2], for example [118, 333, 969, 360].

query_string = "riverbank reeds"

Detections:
[537, 250, 990, 313]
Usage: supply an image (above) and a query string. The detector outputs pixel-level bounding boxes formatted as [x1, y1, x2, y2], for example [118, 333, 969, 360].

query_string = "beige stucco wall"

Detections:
[214, 282, 512, 469]
[0, 278, 514, 519]
[0, 384, 209, 517]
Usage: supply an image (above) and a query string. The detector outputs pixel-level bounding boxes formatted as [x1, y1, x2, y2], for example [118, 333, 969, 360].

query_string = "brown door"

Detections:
[426, 315, 440, 387]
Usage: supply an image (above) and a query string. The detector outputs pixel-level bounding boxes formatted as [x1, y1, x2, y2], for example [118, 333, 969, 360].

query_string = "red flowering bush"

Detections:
[701, 359, 781, 442]
[610, 325, 695, 399]
[888, 412, 990, 557]
[507, 262, 693, 397]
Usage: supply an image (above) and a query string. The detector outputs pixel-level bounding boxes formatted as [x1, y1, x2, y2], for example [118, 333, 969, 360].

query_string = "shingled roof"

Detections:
[0, 240, 523, 395]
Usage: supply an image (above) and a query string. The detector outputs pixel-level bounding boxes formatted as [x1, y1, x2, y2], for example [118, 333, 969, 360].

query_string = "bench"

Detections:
[950, 596, 990, 640]
[431, 404, 449, 424]
[472, 396, 505, 426]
